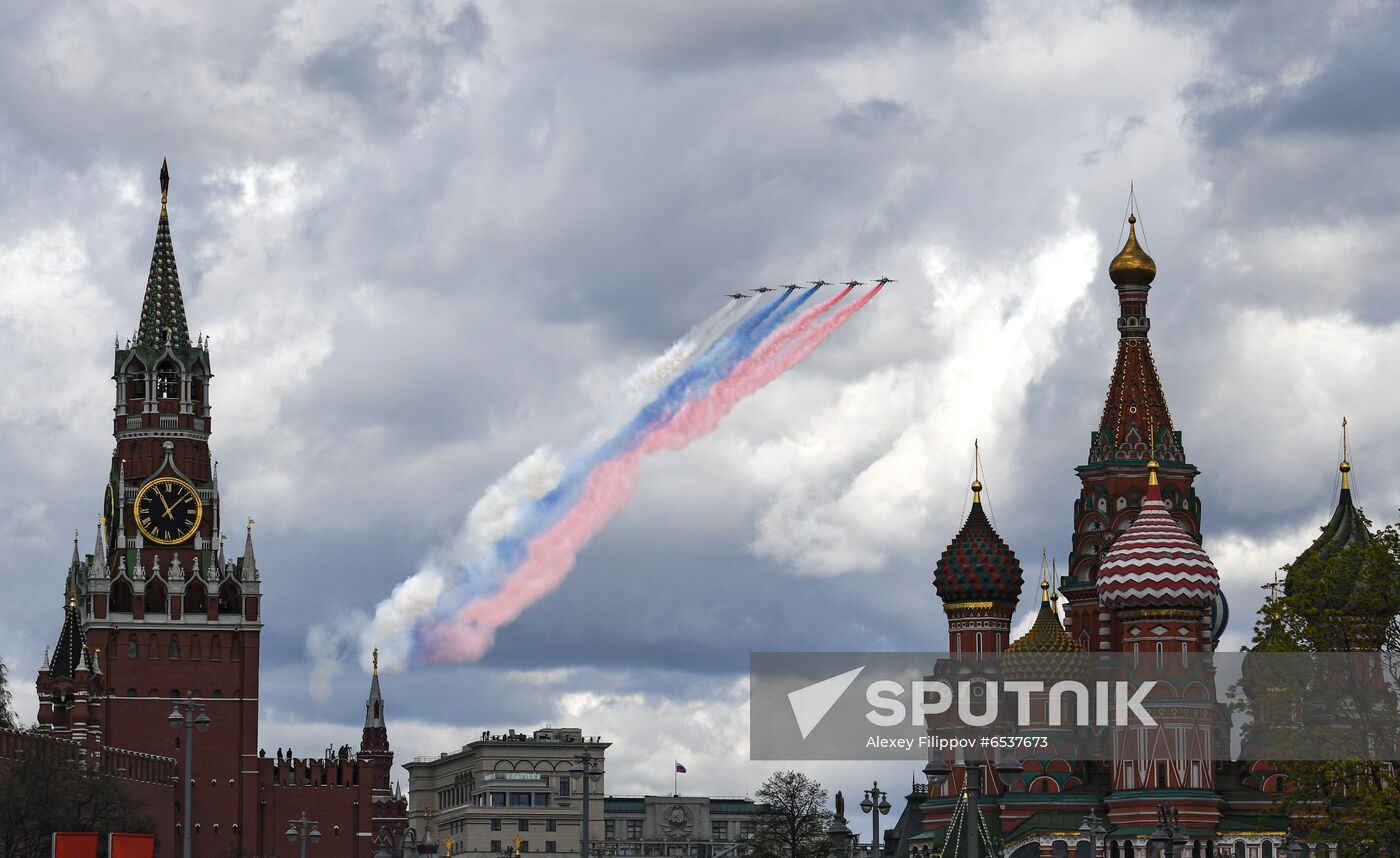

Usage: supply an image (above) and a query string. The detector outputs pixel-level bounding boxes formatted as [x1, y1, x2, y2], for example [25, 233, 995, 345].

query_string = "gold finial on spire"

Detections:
[1050, 558, 1060, 609]
[1146, 414, 1159, 485]
[373, 648, 380, 676]
[1040, 549, 1050, 602]
[971, 438, 984, 501]
[1340, 416, 1352, 490]
[160, 158, 170, 214]
[1109, 191, 1157, 286]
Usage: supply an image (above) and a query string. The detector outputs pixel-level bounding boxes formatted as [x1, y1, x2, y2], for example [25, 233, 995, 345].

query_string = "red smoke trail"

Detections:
[419, 284, 883, 663]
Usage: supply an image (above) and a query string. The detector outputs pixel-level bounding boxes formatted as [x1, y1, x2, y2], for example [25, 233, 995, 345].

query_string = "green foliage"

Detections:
[0, 752, 153, 858]
[748, 770, 833, 858]
[0, 658, 14, 731]
[1241, 520, 1400, 858]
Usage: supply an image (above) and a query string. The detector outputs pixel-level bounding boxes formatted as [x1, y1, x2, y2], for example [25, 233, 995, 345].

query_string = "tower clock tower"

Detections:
[38, 161, 263, 856]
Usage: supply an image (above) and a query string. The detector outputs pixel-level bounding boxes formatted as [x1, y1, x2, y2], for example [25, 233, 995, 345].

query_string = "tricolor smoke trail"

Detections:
[417, 283, 883, 663]
[324, 281, 883, 675]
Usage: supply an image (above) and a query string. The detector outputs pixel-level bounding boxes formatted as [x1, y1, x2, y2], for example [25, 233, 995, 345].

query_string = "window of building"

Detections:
[148, 634, 160, 658]
[126, 688, 137, 697]
[605, 821, 616, 840]
[156, 361, 180, 399]
[127, 635, 139, 659]
[492, 819, 502, 831]
[711, 822, 727, 841]
[1157, 762, 1167, 788]
[558, 778, 572, 797]
[520, 843, 529, 853]
[189, 634, 202, 660]
[492, 841, 502, 853]
[535, 793, 551, 807]
[509, 793, 531, 807]
[519, 820, 530, 832]
[186, 581, 208, 615]
[546, 820, 556, 833]
[209, 638, 222, 661]
[491, 794, 506, 807]
[112, 579, 134, 613]
[627, 821, 643, 840]
[218, 580, 241, 615]
[546, 842, 556, 853]
[169, 636, 181, 660]
[739, 822, 755, 838]
[1155, 641, 1164, 670]
[145, 578, 168, 614]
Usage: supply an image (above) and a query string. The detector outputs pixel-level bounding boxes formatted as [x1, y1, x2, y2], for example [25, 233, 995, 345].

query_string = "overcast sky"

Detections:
[3, 0, 1400, 801]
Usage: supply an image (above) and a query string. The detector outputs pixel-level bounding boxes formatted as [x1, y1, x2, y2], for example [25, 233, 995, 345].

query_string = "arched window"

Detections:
[191, 377, 205, 403]
[186, 579, 208, 614]
[169, 636, 181, 660]
[111, 579, 134, 613]
[126, 360, 147, 399]
[189, 635, 202, 661]
[218, 580, 241, 615]
[209, 638, 222, 661]
[127, 635, 139, 659]
[212, 690, 223, 698]
[156, 360, 180, 399]
[1262, 842, 1274, 858]
[148, 634, 160, 659]
[144, 578, 168, 615]
[127, 688, 137, 697]
[1234, 842, 1246, 858]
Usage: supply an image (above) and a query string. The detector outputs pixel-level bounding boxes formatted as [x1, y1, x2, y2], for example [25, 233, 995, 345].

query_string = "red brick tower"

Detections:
[1061, 214, 1208, 654]
[67, 161, 261, 856]
[362, 648, 410, 850]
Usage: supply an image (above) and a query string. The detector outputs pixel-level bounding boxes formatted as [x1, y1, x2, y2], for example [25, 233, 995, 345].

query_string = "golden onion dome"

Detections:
[1109, 215, 1156, 286]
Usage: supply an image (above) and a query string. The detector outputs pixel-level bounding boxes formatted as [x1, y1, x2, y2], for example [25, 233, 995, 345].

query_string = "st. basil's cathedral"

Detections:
[21, 164, 421, 858]
[909, 217, 1375, 857]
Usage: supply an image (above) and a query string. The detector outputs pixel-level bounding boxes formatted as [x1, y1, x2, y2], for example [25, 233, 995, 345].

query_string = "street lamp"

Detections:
[285, 812, 323, 858]
[858, 781, 892, 857]
[1078, 811, 1108, 858]
[571, 751, 604, 858]
[167, 695, 211, 858]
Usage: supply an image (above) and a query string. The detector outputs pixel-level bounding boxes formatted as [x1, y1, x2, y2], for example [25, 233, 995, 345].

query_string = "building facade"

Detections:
[914, 215, 1372, 857]
[30, 161, 413, 858]
[598, 795, 759, 858]
[406, 728, 611, 857]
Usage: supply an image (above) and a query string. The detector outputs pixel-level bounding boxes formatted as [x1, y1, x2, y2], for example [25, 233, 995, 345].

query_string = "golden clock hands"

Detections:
[158, 493, 175, 518]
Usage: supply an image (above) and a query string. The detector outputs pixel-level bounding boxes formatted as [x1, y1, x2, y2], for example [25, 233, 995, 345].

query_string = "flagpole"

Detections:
[674, 762, 678, 796]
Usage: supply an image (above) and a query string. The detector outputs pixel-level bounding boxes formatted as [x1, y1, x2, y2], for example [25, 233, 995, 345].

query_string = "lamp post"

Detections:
[1078, 811, 1107, 858]
[858, 781, 892, 858]
[167, 695, 211, 858]
[571, 751, 604, 858]
[285, 812, 323, 858]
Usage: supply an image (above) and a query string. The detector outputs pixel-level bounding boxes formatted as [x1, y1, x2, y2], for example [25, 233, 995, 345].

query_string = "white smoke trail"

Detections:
[622, 300, 739, 404]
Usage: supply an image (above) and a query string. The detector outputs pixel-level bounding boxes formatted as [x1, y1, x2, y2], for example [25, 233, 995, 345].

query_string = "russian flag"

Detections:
[675, 762, 687, 773]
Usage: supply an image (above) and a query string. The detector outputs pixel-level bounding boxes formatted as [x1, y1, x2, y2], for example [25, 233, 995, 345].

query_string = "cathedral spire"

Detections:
[365, 649, 385, 730]
[134, 158, 190, 350]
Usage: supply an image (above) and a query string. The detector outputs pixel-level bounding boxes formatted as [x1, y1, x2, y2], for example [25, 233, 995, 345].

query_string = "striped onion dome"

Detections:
[934, 479, 1024, 605]
[1096, 460, 1219, 608]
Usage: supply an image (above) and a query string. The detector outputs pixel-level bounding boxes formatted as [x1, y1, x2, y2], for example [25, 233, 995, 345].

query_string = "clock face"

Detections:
[134, 477, 203, 545]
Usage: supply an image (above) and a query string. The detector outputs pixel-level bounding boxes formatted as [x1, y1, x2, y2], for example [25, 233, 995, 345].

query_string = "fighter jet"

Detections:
[752, 285, 777, 294]
[873, 276, 897, 286]
[842, 280, 864, 288]
[724, 292, 750, 300]
[808, 280, 833, 287]
[779, 283, 804, 292]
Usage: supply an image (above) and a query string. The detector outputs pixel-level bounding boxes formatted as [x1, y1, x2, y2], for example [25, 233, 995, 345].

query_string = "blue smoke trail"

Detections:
[482, 286, 823, 578]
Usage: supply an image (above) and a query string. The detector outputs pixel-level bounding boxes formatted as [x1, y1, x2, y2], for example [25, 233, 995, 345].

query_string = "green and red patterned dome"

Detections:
[934, 480, 1024, 605]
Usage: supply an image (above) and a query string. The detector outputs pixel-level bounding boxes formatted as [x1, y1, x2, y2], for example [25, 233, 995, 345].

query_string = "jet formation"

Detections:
[723, 278, 892, 298]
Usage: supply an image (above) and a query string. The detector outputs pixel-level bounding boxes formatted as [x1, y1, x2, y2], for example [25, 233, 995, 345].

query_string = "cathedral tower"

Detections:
[1061, 214, 1211, 653]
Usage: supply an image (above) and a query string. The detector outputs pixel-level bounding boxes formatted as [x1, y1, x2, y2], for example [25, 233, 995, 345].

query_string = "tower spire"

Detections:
[1340, 416, 1351, 491]
[134, 158, 190, 349]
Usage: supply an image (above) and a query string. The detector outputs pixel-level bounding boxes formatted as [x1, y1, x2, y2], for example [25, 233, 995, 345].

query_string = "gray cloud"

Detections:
[2, 0, 1399, 794]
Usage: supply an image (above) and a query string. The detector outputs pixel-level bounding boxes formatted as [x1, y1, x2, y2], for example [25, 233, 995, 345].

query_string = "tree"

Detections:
[748, 770, 832, 858]
[0, 657, 14, 731]
[1239, 521, 1400, 858]
[0, 752, 153, 858]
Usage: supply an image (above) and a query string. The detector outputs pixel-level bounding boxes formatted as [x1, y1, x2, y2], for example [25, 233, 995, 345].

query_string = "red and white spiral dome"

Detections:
[1096, 461, 1220, 608]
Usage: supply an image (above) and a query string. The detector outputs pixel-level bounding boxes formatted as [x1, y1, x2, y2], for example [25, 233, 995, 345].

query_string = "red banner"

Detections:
[109, 833, 156, 858]
[51, 832, 98, 858]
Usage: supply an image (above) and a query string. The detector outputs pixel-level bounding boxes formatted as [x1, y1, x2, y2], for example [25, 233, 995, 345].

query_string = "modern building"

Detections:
[406, 727, 611, 857]
[27, 161, 416, 858]
[599, 794, 760, 858]
[910, 214, 1379, 857]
